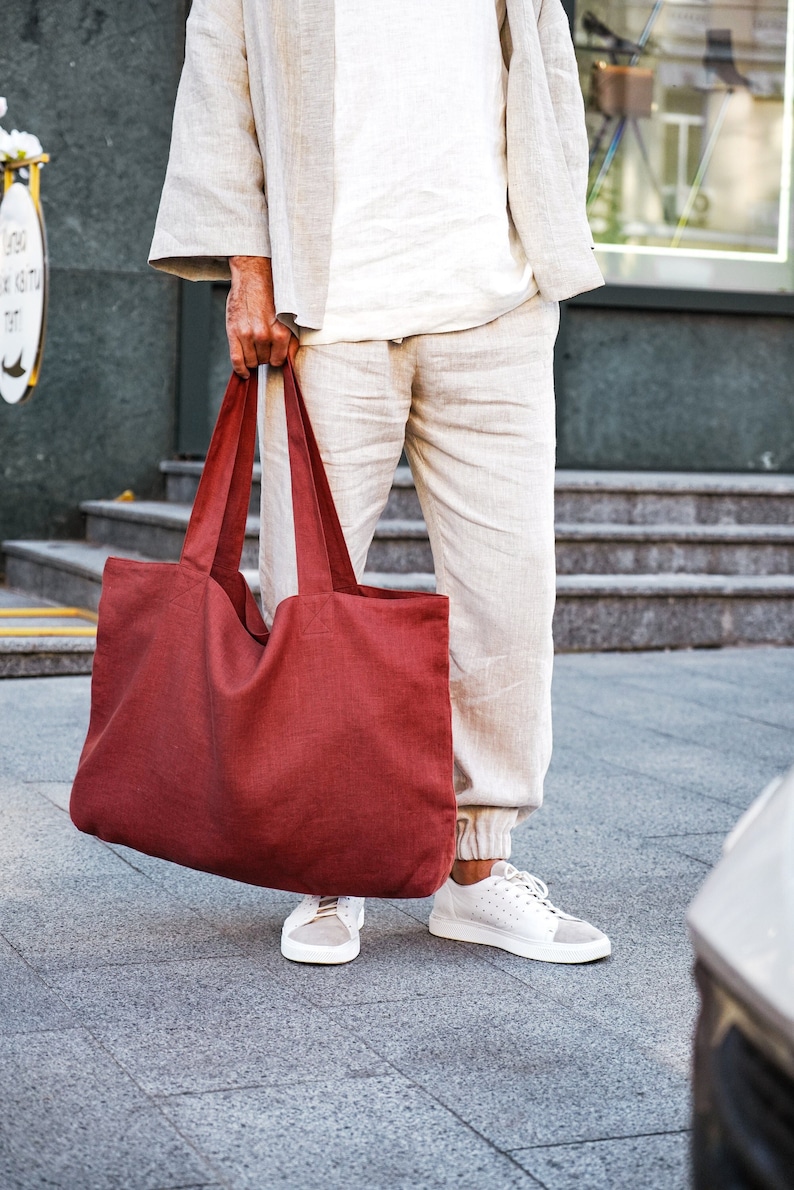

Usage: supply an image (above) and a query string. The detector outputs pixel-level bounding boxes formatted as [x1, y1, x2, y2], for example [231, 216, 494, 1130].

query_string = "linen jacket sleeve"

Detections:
[535, 0, 591, 212]
[148, 0, 270, 281]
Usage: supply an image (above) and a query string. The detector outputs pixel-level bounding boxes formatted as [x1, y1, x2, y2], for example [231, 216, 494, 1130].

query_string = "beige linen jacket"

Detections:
[149, 0, 604, 328]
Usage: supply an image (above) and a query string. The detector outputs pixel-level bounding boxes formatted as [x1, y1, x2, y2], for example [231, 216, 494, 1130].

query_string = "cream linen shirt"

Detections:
[300, 0, 537, 345]
[149, 0, 604, 322]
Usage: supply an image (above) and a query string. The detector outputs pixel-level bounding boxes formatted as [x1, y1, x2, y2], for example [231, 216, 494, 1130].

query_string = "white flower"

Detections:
[0, 97, 7, 119]
[0, 128, 43, 161]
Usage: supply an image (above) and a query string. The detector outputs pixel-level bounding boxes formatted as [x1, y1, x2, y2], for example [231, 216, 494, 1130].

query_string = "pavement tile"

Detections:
[0, 881, 239, 975]
[553, 675, 794, 768]
[554, 647, 794, 733]
[541, 752, 742, 841]
[161, 1074, 539, 1189]
[656, 831, 728, 868]
[0, 675, 90, 782]
[48, 957, 390, 1096]
[509, 1130, 691, 1190]
[324, 993, 689, 1150]
[0, 935, 75, 1036]
[252, 899, 511, 1007]
[607, 666, 794, 735]
[506, 822, 710, 949]
[514, 865, 702, 952]
[554, 645, 793, 686]
[3, 645, 787, 1186]
[105, 842, 294, 945]
[551, 703, 779, 807]
[24, 780, 73, 813]
[0, 784, 238, 973]
[476, 939, 697, 1069]
[0, 1028, 214, 1190]
[552, 652, 675, 680]
[644, 644, 794, 688]
[386, 894, 436, 925]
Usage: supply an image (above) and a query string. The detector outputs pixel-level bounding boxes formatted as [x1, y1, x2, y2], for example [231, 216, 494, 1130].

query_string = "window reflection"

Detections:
[575, 0, 794, 291]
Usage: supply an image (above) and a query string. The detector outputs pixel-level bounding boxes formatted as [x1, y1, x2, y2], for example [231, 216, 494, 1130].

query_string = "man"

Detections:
[150, 0, 610, 966]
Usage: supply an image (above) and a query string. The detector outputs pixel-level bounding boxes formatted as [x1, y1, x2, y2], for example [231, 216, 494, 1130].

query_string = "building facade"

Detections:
[1, 0, 792, 547]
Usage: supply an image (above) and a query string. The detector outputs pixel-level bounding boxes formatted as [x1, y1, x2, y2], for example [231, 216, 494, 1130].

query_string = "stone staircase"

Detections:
[4, 464, 794, 666]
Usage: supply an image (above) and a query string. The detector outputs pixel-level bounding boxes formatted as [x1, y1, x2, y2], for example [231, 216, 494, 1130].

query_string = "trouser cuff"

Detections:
[455, 806, 520, 861]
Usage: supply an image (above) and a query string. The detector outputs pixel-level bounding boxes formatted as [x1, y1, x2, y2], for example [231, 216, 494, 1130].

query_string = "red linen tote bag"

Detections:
[70, 362, 456, 897]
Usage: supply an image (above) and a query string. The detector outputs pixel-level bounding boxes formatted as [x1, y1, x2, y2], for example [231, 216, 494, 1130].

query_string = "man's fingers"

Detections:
[240, 330, 263, 372]
[269, 338, 289, 367]
[269, 325, 299, 368]
[228, 334, 250, 379]
[252, 325, 275, 367]
[228, 304, 296, 373]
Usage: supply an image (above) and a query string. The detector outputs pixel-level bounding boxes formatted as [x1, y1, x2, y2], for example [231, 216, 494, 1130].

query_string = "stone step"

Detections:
[0, 587, 96, 677]
[2, 539, 437, 611]
[554, 573, 794, 650]
[370, 520, 794, 576]
[82, 498, 794, 577]
[554, 470, 794, 525]
[554, 522, 794, 576]
[81, 500, 433, 574]
[81, 500, 262, 570]
[161, 461, 794, 525]
[160, 459, 255, 507]
[160, 461, 422, 520]
[5, 539, 794, 650]
[3, 540, 150, 613]
[365, 520, 433, 573]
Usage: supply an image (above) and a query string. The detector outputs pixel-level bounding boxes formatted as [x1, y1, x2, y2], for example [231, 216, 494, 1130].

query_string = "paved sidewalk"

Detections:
[1, 648, 792, 1189]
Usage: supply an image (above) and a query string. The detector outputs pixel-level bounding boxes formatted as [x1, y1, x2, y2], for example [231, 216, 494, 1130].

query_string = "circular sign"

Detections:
[0, 180, 47, 405]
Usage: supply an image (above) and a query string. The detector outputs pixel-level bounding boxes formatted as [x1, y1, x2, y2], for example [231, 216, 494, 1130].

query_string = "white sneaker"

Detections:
[280, 895, 365, 965]
[428, 861, 611, 964]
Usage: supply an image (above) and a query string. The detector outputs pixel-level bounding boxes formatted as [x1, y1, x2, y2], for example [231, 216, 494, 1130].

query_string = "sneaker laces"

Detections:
[498, 864, 565, 918]
[313, 896, 340, 921]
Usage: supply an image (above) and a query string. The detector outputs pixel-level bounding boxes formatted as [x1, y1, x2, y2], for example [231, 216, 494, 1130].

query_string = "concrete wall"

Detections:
[0, 0, 185, 545]
[196, 286, 794, 477]
[556, 305, 794, 473]
[195, 287, 794, 475]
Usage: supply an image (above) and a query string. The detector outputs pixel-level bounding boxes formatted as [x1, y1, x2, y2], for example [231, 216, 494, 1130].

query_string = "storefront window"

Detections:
[575, 0, 794, 292]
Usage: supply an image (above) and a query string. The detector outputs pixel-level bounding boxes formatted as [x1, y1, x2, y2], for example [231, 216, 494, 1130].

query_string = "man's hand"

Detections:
[226, 256, 299, 377]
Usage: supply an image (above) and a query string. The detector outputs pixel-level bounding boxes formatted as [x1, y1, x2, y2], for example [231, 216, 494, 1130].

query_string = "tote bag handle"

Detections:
[283, 359, 358, 596]
[180, 363, 358, 597]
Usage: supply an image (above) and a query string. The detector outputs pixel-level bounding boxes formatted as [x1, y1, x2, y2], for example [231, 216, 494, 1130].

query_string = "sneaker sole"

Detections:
[280, 934, 360, 965]
[427, 913, 611, 964]
[280, 908, 365, 966]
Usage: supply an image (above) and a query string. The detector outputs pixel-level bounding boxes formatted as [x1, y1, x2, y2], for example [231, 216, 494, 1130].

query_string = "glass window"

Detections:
[575, 0, 794, 292]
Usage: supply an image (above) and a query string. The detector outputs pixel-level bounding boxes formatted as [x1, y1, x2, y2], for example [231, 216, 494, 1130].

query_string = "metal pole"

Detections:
[586, 0, 666, 209]
[671, 89, 732, 248]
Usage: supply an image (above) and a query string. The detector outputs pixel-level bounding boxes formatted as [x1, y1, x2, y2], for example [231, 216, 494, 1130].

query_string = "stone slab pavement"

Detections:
[1, 646, 792, 1189]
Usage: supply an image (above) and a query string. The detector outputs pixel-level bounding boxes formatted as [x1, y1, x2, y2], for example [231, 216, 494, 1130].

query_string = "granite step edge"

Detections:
[555, 523, 794, 543]
[160, 460, 794, 496]
[81, 500, 429, 542]
[555, 470, 794, 495]
[82, 499, 794, 546]
[80, 500, 261, 537]
[7, 541, 794, 599]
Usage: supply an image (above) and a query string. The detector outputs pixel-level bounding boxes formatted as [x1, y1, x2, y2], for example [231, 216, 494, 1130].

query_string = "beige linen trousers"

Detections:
[259, 295, 559, 862]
